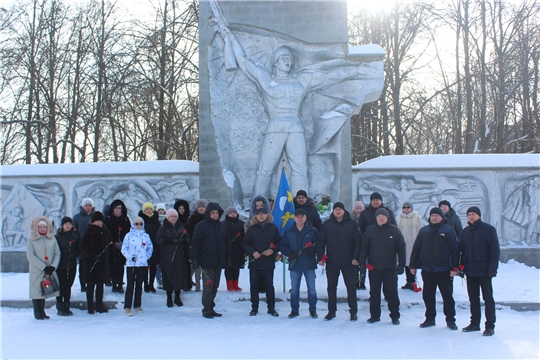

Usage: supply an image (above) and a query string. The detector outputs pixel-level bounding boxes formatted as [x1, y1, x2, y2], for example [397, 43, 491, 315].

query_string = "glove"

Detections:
[172, 238, 182, 245]
[301, 247, 311, 255]
[288, 252, 298, 261]
[488, 272, 496, 278]
[114, 241, 122, 250]
[44, 266, 55, 275]
[397, 266, 405, 275]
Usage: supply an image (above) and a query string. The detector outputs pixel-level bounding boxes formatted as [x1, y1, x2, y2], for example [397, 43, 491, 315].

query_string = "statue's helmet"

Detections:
[273, 46, 293, 65]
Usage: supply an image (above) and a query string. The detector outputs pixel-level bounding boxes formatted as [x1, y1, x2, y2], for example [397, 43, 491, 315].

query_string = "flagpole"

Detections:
[274, 160, 287, 294]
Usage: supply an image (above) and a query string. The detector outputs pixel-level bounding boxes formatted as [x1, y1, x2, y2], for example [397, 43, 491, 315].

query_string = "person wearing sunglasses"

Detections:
[121, 217, 153, 316]
[396, 202, 424, 291]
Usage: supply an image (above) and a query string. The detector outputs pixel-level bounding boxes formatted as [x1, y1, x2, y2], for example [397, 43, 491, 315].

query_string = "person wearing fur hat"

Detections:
[54, 216, 81, 316]
[460, 206, 500, 336]
[174, 199, 193, 292]
[409, 207, 460, 330]
[317, 202, 362, 321]
[79, 211, 115, 314]
[104, 199, 131, 294]
[121, 217, 153, 316]
[27, 216, 61, 320]
[293, 190, 322, 231]
[138, 202, 160, 293]
[73, 197, 95, 292]
[359, 208, 406, 325]
[191, 203, 232, 318]
[439, 200, 463, 239]
[243, 195, 281, 317]
[397, 202, 424, 291]
[187, 199, 208, 291]
[156, 209, 189, 308]
[224, 206, 246, 292]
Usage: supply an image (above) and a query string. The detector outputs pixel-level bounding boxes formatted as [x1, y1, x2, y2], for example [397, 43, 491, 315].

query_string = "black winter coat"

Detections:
[409, 222, 459, 272]
[139, 210, 161, 265]
[79, 224, 114, 284]
[460, 219, 500, 277]
[174, 199, 191, 225]
[243, 217, 281, 270]
[191, 203, 232, 269]
[187, 211, 205, 236]
[55, 229, 81, 269]
[156, 218, 189, 290]
[224, 215, 246, 269]
[444, 208, 463, 239]
[358, 204, 397, 234]
[104, 199, 131, 266]
[73, 206, 94, 237]
[359, 222, 406, 270]
[317, 212, 361, 266]
[293, 198, 322, 231]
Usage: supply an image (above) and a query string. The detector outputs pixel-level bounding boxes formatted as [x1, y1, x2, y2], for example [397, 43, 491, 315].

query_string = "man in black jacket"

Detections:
[359, 208, 406, 325]
[294, 190, 322, 231]
[409, 207, 460, 330]
[460, 206, 500, 336]
[191, 202, 232, 319]
[317, 202, 361, 321]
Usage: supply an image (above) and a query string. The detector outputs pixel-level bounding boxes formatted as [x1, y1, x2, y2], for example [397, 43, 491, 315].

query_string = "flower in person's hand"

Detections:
[118, 227, 122, 232]
[459, 264, 464, 271]
[205, 279, 212, 286]
[366, 263, 374, 271]
[305, 241, 312, 247]
[44, 256, 49, 261]
[269, 243, 275, 249]
[321, 254, 328, 263]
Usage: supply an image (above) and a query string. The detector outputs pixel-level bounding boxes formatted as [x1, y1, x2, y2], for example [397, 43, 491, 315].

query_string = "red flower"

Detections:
[44, 256, 49, 261]
[110, 241, 114, 245]
[68, 241, 73, 245]
[237, 232, 241, 237]
[269, 243, 275, 249]
[183, 229, 188, 234]
[279, 254, 283, 260]
[305, 241, 313, 247]
[366, 263, 374, 271]
[321, 254, 328, 263]
[459, 264, 465, 271]
[142, 243, 146, 246]
[118, 227, 122, 232]
[205, 280, 212, 286]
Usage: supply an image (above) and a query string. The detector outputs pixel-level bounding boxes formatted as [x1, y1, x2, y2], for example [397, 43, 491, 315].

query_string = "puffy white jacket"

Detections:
[397, 210, 424, 264]
[121, 225, 153, 267]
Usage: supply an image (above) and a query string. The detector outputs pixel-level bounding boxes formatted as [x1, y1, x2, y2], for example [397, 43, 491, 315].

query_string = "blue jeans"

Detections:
[290, 269, 317, 312]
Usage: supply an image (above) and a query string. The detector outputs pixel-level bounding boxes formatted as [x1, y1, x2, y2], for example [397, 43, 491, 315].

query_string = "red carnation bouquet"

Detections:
[320, 254, 329, 275]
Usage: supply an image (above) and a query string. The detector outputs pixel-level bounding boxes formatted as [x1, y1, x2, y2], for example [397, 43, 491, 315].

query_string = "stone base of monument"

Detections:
[500, 247, 540, 269]
[1, 251, 29, 273]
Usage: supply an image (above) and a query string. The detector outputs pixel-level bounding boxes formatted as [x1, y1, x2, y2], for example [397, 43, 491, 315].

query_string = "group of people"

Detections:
[26, 189, 500, 337]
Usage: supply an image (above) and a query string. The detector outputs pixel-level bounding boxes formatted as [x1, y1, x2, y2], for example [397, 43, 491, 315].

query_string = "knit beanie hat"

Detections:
[402, 202, 413, 211]
[195, 199, 208, 209]
[370, 192, 383, 201]
[438, 200, 452, 209]
[142, 202, 154, 211]
[61, 216, 73, 226]
[466, 206, 481, 217]
[82, 198, 94, 207]
[296, 190, 308, 198]
[225, 206, 237, 216]
[375, 208, 389, 218]
[333, 202, 345, 211]
[429, 207, 444, 218]
[91, 211, 104, 223]
[156, 203, 166, 212]
[166, 209, 178, 218]
[354, 201, 365, 211]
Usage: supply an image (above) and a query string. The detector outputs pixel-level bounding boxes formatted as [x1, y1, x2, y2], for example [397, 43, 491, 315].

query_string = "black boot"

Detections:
[64, 301, 73, 316]
[56, 296, 67, 316]
[39, 299, 50, 319]
[33, 300, 44, 320]
[116, 277, 124, 294]
[166, 290, 173, 308]
[174, 290, 183, 307]
[95, 285, 108, 313]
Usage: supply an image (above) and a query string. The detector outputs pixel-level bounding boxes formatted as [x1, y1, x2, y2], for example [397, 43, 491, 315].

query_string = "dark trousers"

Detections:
[368, 269, 400, 319]
[225, 267, 240, 281]
[249, 268, 275, 311]
[145, 264, 157, 287]
[86, 283, 104, 311]
[201, 267, 221, 315]
[78, 258, 86, 286]
[56, 267, 76, 304]
[326, 263, 358, 314]
[421, 270, 455, 323]
[111, 263, 125, 287]
[466, 276, 496, 329]
[358, 264, 366, 284]
[125, 266, 145, 309]
[405, 266, 416, 284]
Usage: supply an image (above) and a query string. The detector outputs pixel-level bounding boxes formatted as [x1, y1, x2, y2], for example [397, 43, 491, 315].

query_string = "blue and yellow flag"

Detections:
[271, 167, 295, 235]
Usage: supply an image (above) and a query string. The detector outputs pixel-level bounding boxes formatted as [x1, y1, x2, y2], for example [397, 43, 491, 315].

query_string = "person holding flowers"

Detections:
[104, 199, 131, 294]
[224, 206, 246, 292]
[121, 217, 153, 316]
[191, 202, 232, 319]
[280, 208, 319, 319]
[243, 195, 281, 317]
[54, 216, 80, 316]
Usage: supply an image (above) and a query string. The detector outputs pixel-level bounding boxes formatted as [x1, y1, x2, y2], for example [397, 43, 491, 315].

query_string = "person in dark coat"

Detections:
[409, 207, 460, 330]
[104, 199, 131, 294]
[439, 200, 463, 239]
[72, 197, 94, 292]
[156, 209, 189, 308]
[187, 199, 208, 291]
[359, 208, 406, 325]
[293, 190, 322, 231]
[79, 211, 115, 314]
[175, 199, 193, 292]
[317, 202, 362, 321]
[191, 202, 232, 319]
[224, 206, 246, 292]
[280, 208, 319, 319]
[460, 206, 500, 336]
[54, 216, 81, 316]
[243, 196, 281, 317]
[139, 202, 160, 293]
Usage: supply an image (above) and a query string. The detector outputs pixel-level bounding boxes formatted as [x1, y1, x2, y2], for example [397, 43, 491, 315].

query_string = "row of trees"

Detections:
[0, 0, 538, 165]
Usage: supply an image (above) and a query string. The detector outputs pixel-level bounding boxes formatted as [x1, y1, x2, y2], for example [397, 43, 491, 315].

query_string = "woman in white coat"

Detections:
[121, 217, 153, 316]
[26, 216, 61, 320]
[396, 202, 424, 290]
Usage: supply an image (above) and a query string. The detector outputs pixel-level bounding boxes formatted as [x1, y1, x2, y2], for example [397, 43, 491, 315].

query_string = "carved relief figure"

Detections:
[1, 207, 26, 247]
[503, 175, 540, 244]
[23, 183, 65, 230]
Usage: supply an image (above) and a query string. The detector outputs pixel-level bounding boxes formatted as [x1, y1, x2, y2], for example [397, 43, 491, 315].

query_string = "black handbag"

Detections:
[41, 275, 60, 296]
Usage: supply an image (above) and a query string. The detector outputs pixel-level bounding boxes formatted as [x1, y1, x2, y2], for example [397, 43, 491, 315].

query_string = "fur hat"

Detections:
[91, 211, 105, 223]
[225, 206, 237, 216]
[156, 203, 166, 212]
[438, 200, 452, 209]
[195, 199, 208, 210]
[30, 216, 54, 240]
[466, 206, 481, 217]
[142, 202, 154, 211]
[333, 202, 346, 211]
[402, 202, 413, 211]
[296, 190, 308, 198]
[375, 208, 390, 218]
[429, 207, 444, 218]
[81, 198, 94, 207]
[370, 192, 383, 201]
[61, 216, 73, 226]
[166, 209, 178, 218]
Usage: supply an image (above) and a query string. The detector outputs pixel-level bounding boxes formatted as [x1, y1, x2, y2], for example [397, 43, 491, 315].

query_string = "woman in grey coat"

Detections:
[26, 216, 61, 320]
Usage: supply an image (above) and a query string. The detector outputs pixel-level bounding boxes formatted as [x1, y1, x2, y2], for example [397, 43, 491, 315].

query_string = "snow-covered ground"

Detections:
[1, 260, 539, 359]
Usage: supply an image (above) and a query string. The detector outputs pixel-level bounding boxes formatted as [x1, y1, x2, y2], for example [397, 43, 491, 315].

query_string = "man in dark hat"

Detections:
[439, 200, 463, 239]
[293, 190, 322, 231]
[409, 207, 460, 330]
[317, 202, 362, 321]
[460, 206, 500, 336]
